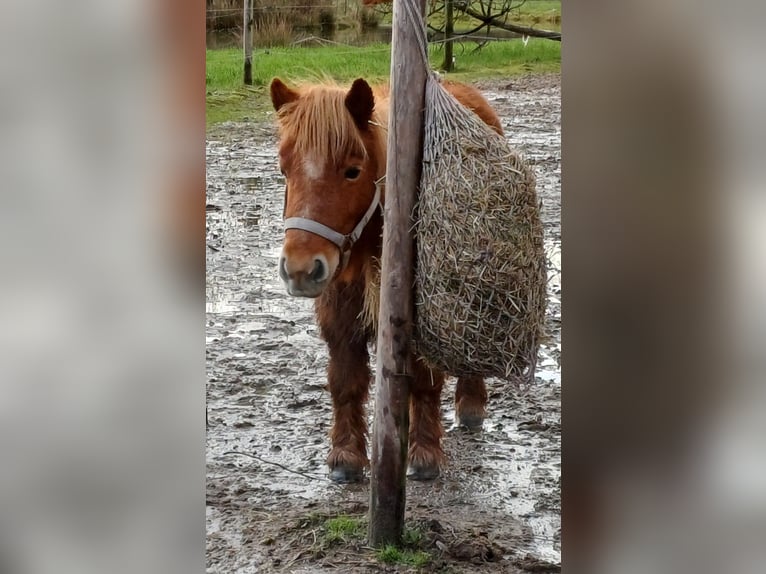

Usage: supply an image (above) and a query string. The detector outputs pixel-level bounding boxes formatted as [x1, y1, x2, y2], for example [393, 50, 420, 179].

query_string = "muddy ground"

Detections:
[206, 74, 561, 573]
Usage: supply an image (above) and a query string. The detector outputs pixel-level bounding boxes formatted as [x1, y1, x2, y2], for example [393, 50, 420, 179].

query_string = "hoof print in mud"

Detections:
[407, 464, 440, 481]
[329, 466, 364, 484]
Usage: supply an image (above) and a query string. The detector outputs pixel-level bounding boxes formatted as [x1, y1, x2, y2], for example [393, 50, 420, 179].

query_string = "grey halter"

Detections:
[283, 179, 382, 272]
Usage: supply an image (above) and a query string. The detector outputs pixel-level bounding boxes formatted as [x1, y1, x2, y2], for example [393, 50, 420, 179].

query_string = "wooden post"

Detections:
[442, 0, 454, 72]
[243, 0, 254, 85]
[368, 0, 428, 548]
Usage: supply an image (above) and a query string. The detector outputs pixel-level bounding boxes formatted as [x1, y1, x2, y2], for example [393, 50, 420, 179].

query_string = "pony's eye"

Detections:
[344, 167, 361, 180]
[279, 167, 286, 176]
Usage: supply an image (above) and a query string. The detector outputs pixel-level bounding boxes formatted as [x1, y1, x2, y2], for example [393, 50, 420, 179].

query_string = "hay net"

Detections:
[413, 73, 547, 383]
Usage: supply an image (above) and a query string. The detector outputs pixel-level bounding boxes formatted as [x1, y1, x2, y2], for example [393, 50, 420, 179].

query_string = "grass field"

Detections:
[206, 38, 560, 125]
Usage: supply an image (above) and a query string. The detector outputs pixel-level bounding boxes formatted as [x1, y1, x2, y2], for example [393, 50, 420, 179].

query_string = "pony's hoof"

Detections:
[329, 465, 364, 483]
[457, 414, 485, 431]
[407, 464, 440, 481]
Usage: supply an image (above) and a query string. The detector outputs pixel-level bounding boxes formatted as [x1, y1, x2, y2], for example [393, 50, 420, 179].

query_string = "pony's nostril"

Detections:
[310, 259, 326, 282]
[278, 257, 288, 281]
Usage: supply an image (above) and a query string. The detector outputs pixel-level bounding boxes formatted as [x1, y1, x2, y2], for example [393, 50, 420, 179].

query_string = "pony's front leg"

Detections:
[325, 336, 370, 482]
[407, 358, 446, 480]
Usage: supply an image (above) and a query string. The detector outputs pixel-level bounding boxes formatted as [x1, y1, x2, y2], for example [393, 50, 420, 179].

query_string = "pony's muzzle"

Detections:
[279, 254, 331, 298]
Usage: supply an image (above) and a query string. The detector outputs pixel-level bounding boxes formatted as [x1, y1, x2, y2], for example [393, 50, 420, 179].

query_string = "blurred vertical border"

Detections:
[0, 0, 205, 573]
[563, 0, 766, 572]
[156, 0, 207, 287]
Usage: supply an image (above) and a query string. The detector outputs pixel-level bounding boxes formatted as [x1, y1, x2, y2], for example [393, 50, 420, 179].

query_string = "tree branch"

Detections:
[457, 5, 561, 41]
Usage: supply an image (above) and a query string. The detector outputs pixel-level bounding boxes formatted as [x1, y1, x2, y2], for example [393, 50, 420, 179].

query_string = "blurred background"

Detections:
[0, 1, 204, 573]
[0, 0, 764, 572]
[564, 0, 766, 572]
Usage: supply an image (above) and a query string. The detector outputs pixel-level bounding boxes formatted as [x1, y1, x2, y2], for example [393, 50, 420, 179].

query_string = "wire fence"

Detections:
[206, 6, 336, 12]
[208, 30, 526, 53]
[206, 1, 378, 37]
[208, 44, 393, 60]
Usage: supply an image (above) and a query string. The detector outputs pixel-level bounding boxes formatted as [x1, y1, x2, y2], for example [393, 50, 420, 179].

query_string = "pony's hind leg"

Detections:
[325, 337, 370, 483]
[455, 375, 487, 430]
[407, 360, 446, 480]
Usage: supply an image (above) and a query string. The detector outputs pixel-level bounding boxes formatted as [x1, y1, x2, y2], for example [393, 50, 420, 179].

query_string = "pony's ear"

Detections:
[270, 78, 299, 112]
[345, 78, 375, 130]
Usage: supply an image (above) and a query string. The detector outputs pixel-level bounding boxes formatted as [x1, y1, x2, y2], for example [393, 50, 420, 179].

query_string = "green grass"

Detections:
[374, 525, 430, 568]
[376, 545, 431, 568]
[292, 515, 435, 569]
[516, 0, 562, 17]
[493, 0, 561, 25]
[323, 516, 366, 544]
[206, 39, 560, 125]
[402, 526, 425, 547]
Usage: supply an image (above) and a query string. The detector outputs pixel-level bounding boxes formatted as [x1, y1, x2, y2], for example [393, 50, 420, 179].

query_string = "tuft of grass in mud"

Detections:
[290, 513, 437, 568]
[375, 525, 431, 568]
[376, 544, 431, 568]
[206, 40, 560, 126]
[270, 510, 536, 571]
[402, 525, 425, 547]
[323, 515, 366, 544]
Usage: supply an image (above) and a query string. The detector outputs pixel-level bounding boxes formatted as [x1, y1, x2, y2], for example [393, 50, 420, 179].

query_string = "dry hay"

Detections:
[413, 74, 547, 382]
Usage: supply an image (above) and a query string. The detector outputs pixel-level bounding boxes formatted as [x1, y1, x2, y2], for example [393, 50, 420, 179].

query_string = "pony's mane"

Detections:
[277, 82, 387, 167]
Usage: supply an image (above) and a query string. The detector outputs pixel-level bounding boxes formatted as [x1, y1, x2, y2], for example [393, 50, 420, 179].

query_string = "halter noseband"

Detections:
[283, 179, 382, 273]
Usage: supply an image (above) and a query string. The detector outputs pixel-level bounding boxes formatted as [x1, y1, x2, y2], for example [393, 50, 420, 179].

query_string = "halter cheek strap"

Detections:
[283, 181, 382, 272]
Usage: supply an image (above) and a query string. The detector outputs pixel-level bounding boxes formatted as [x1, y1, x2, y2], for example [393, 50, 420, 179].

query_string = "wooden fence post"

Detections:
[368, 0, 428, 548]
[243, 0, 254, 85]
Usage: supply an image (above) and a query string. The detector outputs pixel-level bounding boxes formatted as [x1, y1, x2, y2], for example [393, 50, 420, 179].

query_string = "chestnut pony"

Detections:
[270, 77, 503, 483]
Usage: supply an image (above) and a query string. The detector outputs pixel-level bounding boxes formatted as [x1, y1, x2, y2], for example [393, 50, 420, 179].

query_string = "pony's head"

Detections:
[270, 77, 385, 298]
